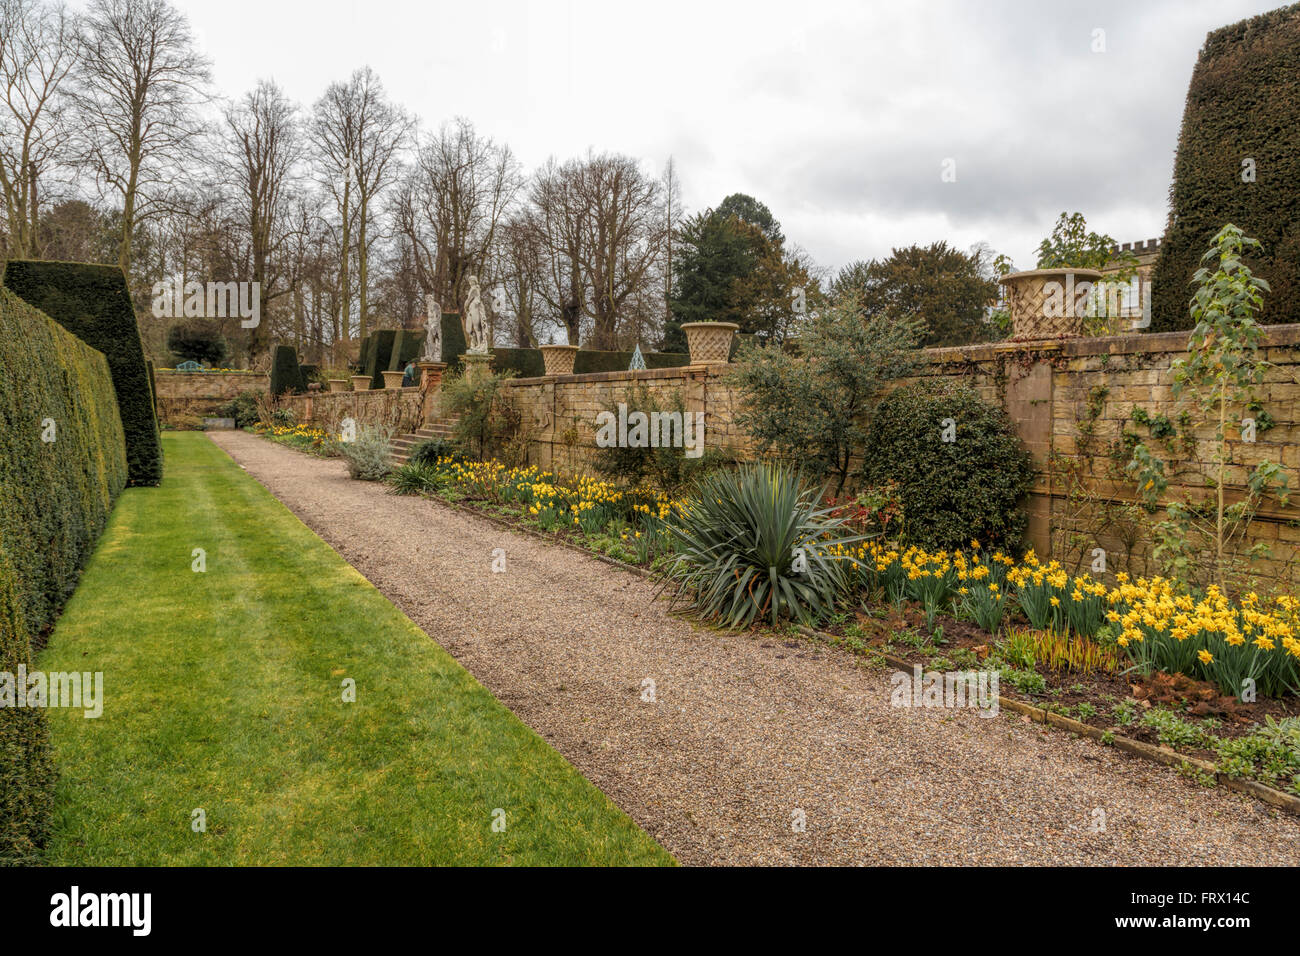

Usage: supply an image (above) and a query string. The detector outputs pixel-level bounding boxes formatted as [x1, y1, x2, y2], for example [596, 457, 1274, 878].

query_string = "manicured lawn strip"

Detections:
[39, 432, 673, 866]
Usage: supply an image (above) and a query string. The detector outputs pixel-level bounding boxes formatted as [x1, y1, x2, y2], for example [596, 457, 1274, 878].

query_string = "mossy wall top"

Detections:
[3, 260, 162, 485]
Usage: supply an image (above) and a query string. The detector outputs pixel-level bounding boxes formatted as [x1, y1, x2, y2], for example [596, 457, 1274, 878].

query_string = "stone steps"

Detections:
[390, 418, 460, 465]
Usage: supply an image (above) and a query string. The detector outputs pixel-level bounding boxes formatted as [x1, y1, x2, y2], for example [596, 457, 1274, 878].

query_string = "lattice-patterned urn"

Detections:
[540, 344, 579, 375]
[681, 322, 739, 367]
[999, 268, 1103, 339]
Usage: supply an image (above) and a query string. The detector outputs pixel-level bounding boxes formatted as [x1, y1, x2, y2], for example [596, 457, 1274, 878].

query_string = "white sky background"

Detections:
[148, 0, 1286, 275]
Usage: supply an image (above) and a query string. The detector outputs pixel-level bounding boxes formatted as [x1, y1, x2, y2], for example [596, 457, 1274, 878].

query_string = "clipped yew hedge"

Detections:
[0, 285, 128, 863]
[270, 344, 305, 396]
[1150, 4, 1300, 331]
[3, 260, 161, 485]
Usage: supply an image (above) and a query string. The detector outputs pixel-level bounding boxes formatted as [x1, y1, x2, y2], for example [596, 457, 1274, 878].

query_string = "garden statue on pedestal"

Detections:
[462, 276, 490, 354]
[423, 295, 442, 362]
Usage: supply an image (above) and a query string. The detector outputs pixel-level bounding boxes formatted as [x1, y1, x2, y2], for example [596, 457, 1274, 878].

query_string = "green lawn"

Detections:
[39, 432, 672, 866]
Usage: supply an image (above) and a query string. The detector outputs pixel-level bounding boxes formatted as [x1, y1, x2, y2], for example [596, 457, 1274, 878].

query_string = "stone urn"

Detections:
[540, 344, 580, 376]
[327, 379, 349, 393]
[681, 322, 739, 367]
[350, 374, 372, 391]
[999, 268, 1104, 339]
[381, 370, 407, 389]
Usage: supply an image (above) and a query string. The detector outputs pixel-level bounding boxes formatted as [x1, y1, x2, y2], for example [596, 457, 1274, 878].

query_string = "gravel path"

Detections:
[207, 431, 1300, 866]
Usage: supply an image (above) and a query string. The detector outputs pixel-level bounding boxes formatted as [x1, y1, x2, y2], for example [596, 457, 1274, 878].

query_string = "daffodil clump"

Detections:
[1106, 579, 1300, 698]
[418, 455, 688, 548]
[855, 541, 1300, 698]
[253, 421, 336, 454]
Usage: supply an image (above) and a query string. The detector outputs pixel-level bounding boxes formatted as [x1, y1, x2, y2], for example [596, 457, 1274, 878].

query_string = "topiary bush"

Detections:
[861, 381, 1035, 551]
[270, 344, 305, 396]
[1150, 4, 1300, 332]
[0, 285, 128, 862]
[3, 259, 162, 485]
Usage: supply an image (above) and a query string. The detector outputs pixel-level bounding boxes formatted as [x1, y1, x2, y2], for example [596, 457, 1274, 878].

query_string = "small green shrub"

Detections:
[591, 384, 736, 492]
[1139, 708, 1216, 751]
[339, 425, 393, 481]
[862, 380, 1035, 551]
[217, 390, 262, 428]
[442, 370, 522, 462]
[1215, 716, 1300, 793]
[409, 437, 464, 466]
[663, 462, 860, 627]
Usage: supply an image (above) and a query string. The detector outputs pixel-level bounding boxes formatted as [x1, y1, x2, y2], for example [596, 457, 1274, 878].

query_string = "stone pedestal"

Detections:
[418, 361, 448, 424]
[461, 352, 492, 382]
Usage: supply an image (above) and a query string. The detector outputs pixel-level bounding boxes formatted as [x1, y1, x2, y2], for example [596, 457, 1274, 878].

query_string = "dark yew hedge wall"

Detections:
[3, 260, 162, 485]
[1150, 3, 1300, 331]
[0, 286, 128, 863]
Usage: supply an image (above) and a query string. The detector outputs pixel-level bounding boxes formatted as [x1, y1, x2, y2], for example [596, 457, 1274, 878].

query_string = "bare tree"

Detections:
[0, 0, 78, 259]
[491, 209, 545, 347]
[71, 0, 210, 279]
[309, 66, 410, 349]
[222, 79, 304, 365]
[661, 156, 682, 331]
[394, 116, 521, 314]
[531, 151, 666, 350]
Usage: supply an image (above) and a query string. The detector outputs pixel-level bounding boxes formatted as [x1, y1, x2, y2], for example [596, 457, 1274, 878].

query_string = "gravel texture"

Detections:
[208, 430, 1300, 866]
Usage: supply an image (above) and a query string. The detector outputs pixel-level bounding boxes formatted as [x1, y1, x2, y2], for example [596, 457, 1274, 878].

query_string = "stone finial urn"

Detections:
[540, 344, 579, 376]
[681, 322, 739, 367]
[999, 268, 1104, 339]
[350, 374, 372, 391]
[381, 370, 406, 389]
[327, 378, 349, 393]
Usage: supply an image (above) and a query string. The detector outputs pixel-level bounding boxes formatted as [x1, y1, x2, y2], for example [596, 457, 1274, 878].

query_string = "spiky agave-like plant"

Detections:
[663, 461, 864, 628]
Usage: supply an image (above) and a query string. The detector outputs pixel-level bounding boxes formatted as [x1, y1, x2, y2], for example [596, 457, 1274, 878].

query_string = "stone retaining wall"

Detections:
[154, 369, 268, 424]
[277, 387, 425, 437]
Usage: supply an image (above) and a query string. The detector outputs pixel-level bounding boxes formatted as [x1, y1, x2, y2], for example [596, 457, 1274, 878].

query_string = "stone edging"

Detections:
[793, 625, 1300, 818]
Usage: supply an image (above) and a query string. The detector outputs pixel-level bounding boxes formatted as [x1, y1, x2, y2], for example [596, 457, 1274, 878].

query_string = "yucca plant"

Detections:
[386, 462, 444, 495]
[661, 462, 864, 627]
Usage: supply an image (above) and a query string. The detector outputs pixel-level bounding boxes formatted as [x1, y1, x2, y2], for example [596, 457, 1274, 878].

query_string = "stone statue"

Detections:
[462, 275, 490, 354]
[423, 295, 442, 361]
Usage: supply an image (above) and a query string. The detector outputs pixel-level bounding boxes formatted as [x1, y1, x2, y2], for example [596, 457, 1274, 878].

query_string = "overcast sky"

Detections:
[157, 0, 1284, 276]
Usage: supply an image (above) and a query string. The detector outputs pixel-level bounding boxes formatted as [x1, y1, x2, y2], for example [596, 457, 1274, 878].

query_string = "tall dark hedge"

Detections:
[3, 260, 162, 485]
[359, 328, 426, 387]
[862, 381, 1035, 552]
[270, 344, 305, 396]
[438, 315, 691, 378]
[1150, 4, 1300, 332]
[0, 285, 128, 863]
